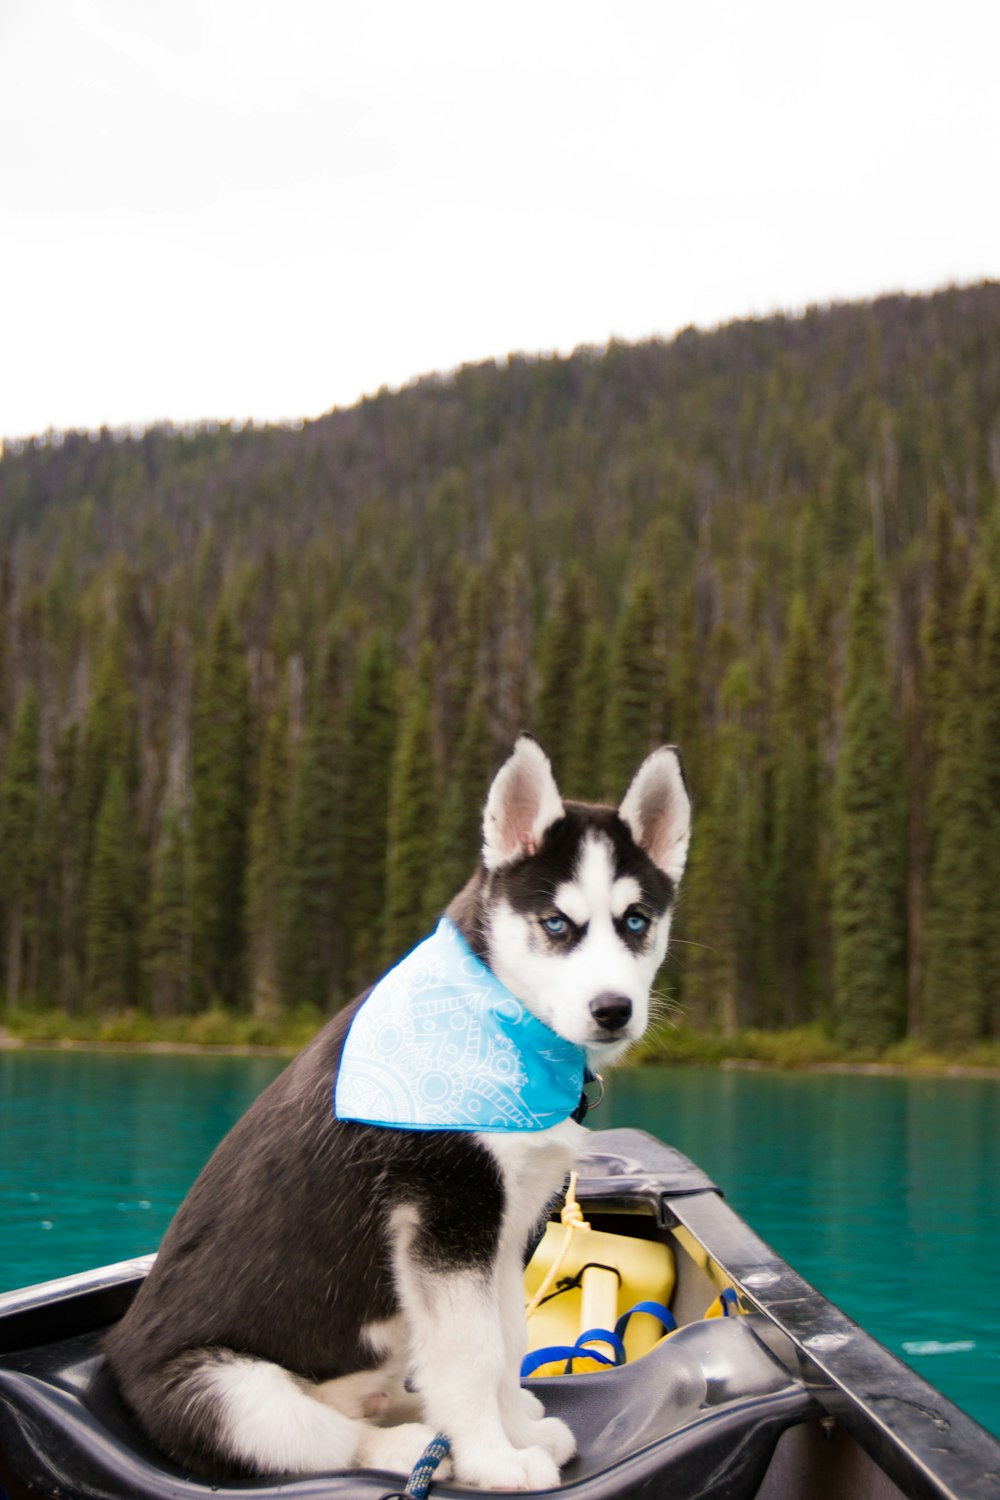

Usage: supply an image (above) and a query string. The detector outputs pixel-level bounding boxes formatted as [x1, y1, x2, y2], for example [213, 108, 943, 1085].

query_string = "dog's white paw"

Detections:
[529, 1414, 576, 1466]
[356, 1422, 452, 1480]
[518, 1386, 546, 1421]
[455, 1441, 560, 1492]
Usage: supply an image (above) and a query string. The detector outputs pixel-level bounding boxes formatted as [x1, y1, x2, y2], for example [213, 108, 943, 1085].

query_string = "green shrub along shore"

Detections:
[3, 1010, 999, 1074]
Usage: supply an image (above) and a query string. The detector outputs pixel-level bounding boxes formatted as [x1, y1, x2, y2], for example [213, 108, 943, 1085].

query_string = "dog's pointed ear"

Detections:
[482, 734, 564, 870]
[618, 747, 691, 884]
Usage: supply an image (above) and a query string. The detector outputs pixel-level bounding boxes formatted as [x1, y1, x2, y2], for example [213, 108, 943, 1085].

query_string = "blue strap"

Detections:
[574, 1328, 627, 1368]
[614, 1299, 677, 1341]
[404, 1432, 451, 1498]
[720, 1287, 738, 1316]
[520, 1327, 626, 1378]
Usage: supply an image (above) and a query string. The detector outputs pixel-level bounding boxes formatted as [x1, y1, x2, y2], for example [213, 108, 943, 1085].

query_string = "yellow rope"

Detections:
[524, 1171, 589, 1321]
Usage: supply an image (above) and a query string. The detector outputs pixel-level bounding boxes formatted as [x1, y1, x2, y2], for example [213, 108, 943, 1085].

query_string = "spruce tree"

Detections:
[430, 691, 495, 910]
[767, 595, 827, 1024]
[603, 574, 665, 799]
[144, 807, 192, 1016]
[50, 723, 85, 1011]
[493, 554, 534, 746]
[563, 621, 609, 799]
[282, 647, 344, 1012]
[982, 580, 1000, 1038]
[80, 639, 139, 876]
[342, 636, 396, 990]
[533, 568, 586, 773]
[923, 570, 990, 1047]
[684, 662, 755, 1034]
[245, 708, 289, 1020]
[77, 640, 140, 987]
[190, 609, 251, 1009]
[384, 645, 438, 962]
[85, 768, 135, 1012]
[922, 496, 968, 764]
[440, 562, 487, 754]
[911, 494, 969, 1032]
[831, 546, 906, 1050]
[668, 585, 702, 785]
[0, 687, 41, 1010]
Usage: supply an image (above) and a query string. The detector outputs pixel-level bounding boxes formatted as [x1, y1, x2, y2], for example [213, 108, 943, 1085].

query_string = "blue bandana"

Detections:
[334, 918, 586, 1132]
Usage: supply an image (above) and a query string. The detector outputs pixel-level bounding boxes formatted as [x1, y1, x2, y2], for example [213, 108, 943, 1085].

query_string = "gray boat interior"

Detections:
[1, 1127, 992, 1499]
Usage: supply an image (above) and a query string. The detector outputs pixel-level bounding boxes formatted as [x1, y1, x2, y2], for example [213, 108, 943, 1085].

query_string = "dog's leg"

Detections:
[399, 1265, 563, 1491]
[145, 1350, 444, 1478]
[495, 1238, 577, 1466]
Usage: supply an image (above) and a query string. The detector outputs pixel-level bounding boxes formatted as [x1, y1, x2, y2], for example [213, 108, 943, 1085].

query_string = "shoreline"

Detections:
[716, 1056, 1000, 1080]
[0, 1035, 295, 1058]
[3, 1032, 1000, 1077]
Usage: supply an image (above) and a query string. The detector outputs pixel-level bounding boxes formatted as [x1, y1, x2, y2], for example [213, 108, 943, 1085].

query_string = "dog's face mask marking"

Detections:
[480, 736, 691, 1063]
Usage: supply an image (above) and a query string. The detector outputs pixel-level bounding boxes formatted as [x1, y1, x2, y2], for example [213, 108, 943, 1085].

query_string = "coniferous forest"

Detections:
[1, 283, 999, 1053]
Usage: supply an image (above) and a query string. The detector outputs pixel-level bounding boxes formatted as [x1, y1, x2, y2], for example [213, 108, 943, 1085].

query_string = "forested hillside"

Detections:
[1, 282, 999, 1050]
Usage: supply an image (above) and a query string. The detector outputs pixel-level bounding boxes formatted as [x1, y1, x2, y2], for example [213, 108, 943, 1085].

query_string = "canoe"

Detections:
[1, 1126, 998, 1499]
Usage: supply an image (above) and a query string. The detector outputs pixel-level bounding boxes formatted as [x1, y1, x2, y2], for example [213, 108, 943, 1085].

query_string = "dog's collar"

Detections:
[334, 918, 588, 1133]
[571, 1068, 604, 1124]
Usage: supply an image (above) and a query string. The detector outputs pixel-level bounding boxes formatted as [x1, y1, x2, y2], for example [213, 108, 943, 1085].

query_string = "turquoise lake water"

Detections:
[1, 1050, 997, 1438]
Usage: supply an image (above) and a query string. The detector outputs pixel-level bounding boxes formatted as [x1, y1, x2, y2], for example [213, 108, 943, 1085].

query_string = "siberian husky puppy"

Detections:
[105, 735, 691, 1490]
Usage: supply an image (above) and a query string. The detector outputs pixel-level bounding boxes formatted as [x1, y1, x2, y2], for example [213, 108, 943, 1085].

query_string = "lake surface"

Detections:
[2, 1050, 997, 1437]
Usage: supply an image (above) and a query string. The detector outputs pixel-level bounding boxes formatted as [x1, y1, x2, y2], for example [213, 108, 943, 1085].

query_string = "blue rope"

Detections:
[404, 1432, 451, 1499]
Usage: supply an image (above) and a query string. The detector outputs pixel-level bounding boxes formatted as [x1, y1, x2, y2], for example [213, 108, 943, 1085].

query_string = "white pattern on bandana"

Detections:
[334, 919, 585, 1132]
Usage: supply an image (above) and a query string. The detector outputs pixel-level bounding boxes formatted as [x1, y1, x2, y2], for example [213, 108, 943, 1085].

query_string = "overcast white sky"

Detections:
[2, 0, 998, 439]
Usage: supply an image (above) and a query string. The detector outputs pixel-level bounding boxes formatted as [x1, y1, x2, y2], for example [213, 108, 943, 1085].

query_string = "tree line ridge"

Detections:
[0, 281, 998, 1051]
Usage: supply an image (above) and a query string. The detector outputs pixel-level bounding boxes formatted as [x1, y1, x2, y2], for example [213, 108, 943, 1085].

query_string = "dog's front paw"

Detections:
[356, 1422, 453, 1480]
[518, 1386, 546, 1421]
[530, 1414, 576, 1466]
[455, 1442, 560, 1492]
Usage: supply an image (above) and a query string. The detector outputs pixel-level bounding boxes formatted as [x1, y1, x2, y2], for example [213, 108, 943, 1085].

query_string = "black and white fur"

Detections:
[105, 736, 691, 1490]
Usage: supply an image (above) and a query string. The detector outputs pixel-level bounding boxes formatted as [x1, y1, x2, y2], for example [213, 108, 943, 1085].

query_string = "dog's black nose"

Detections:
[589, 993, 633, 1032]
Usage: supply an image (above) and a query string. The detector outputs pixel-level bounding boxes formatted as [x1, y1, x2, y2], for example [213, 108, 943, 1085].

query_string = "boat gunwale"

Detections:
[574, 1128, 1000, 1500]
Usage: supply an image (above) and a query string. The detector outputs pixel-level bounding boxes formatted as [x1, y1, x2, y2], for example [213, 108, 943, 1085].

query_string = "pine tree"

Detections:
[684, 662, 756, 1034]
[603, 574, 665, 799]
[563, 622, 609, 799]
[831, 546, 906, 1050]
[533, 568, 586, 774]
[342, 637, 396, 991]
[144, 807, 192, 1016]
[190, 609, 251, 1009]
[766, 595, 828, 1025]
[48, 723, 85, 1011]
[923, 570, 990, 1048]
[0, 688, 41, 1010]
[982, 580, 1000, 1038]
[85, 768, 135, 1012]
[667, 585, 702, 786]
[80, 639, 139, 876]
[492, 554, 534, 746]
[440, 562, 487, 754]
[430, 691, 496, 910]
[245, 708, 289, 1020]
[282, 647, 344, 1012]
[77, 640, 140, 991]
[384, 645, 438, 962]
[910, 494, 969, 1032]
[922, 496, 968, 764]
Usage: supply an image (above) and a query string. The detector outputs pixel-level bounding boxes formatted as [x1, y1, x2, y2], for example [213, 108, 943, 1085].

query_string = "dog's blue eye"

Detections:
[625, 911, 650, 935]
[542, 915, 568, 936]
